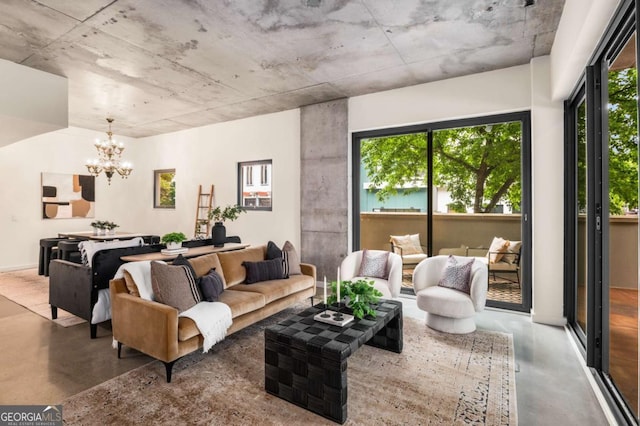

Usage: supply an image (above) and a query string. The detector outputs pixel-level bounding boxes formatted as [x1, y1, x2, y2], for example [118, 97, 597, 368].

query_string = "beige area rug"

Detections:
[0, 268, 86, 327]
[61, 305, 517, 425]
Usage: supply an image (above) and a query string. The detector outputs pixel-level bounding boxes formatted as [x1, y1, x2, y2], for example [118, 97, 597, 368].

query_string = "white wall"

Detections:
[349, 62, 567, 325]
[0, 127, 136, 271]
[124, 110, 301, 248]
[530, 56, 566, 326]
[550, 0, 620, 99]
[0, 110, 301, 271]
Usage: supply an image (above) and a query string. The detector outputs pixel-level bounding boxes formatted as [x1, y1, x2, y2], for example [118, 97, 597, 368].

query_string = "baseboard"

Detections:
[0, 264, 38, 273]
[531, 311, 567, 326]
[564, 326, 618, 426]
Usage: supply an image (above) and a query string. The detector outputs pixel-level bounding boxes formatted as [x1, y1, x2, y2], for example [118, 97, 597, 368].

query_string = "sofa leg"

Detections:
[51, 306, 58, 320]
[164, 360, 176, 383]
[90, 324, 97, 339]
[309, 296, 314, 307]
[117, 342, 122, 359]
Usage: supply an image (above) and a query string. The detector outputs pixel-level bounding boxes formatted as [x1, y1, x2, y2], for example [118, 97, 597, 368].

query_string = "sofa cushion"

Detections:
[188, 253, 226, 287]
[416, 285, 476, 319]
[231, 275, 314, 305]
[266, 241, 282, 260]
[123, 270, 140, 297]
[488, 236, 510, 263]
[173, 254, 199, 285]
[151, 261, 202, 312]
[438, 255, 475, 295]
[217, 245, 266, 286]
[358, 249, 390, 279]
[243, 258, 284, 284]
[282, 241, 302, 276]
[199, 268, 225, 302]
[177, 289, 265, 342]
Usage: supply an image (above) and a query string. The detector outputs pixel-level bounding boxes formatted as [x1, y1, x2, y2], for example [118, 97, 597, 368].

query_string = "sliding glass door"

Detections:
[566, 2, 638, 421]
[606, 30, 638, 419]
[352, 112, 531, 311]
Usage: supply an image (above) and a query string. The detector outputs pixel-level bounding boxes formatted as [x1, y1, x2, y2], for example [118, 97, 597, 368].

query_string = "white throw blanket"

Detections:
[113, 260, 155, 301]
[179, 302, 233, 353]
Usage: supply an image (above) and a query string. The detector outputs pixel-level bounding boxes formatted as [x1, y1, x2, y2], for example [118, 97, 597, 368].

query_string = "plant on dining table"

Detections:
[327, 279, 383, 319]
[161, 232, 187, 245]
[91, 220, 119, 229]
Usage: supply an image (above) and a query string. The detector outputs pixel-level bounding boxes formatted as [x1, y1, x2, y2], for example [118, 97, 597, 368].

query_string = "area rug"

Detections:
[61, 305, 517, 425]
[0, 268, 85, 327]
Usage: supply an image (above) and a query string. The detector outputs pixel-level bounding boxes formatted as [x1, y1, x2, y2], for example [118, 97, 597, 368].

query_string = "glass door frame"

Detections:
[351, 111, 532, 312]
[564, 0, 638, 422]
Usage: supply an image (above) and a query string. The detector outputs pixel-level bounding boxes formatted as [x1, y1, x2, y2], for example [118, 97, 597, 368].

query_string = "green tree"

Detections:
[607, 67, 638, 214]
[160, 172, 175, 207]
[361, 123, 522, 213]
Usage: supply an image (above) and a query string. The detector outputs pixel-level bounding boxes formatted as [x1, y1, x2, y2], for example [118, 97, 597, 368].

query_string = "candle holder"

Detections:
[320, 302, 331, 318]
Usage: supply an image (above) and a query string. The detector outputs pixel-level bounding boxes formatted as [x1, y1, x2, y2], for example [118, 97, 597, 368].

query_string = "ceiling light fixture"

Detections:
[86, 118, 133, 185]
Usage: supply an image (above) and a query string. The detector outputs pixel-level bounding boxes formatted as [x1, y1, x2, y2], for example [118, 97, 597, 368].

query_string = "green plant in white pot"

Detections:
[161, 232, 187, 250]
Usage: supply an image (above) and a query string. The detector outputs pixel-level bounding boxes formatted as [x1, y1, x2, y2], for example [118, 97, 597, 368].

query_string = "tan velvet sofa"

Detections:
[109, 245, 316, 382]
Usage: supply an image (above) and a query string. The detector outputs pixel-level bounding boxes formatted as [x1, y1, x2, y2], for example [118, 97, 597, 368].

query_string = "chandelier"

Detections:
[86, 118, 133, 184]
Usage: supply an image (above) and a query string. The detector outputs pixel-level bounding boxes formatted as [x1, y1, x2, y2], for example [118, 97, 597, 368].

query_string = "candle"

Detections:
[323, 276, 327, 306]
[336, 267, 340, 303]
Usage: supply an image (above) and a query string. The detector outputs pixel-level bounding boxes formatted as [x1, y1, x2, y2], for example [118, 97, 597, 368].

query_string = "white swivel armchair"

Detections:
[340, 250, 403, 299]
[413, 255, 488, 333]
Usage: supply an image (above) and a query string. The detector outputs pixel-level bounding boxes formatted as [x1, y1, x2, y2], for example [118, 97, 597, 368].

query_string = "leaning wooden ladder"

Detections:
[194, 184, 214, 239]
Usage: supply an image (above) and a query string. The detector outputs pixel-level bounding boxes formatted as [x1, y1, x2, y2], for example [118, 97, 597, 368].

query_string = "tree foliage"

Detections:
[361, 123, 522, 213]
[159, 172, 176, 207]
[607, 67, 638, 214]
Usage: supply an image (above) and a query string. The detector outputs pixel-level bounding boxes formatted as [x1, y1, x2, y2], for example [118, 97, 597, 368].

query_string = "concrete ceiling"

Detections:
[1, 0, 565, 138]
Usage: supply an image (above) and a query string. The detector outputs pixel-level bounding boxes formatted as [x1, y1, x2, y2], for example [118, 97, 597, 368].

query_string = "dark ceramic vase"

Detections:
[212, 222, 226, 247]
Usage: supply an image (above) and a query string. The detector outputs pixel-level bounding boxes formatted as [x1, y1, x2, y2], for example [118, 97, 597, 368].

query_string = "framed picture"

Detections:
[41, 172, 95, 219]
[238, 160, 272, 211]
[154, 169, 176, 208]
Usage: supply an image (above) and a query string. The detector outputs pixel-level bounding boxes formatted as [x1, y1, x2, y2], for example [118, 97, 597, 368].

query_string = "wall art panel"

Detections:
[41, 173, 95, 219]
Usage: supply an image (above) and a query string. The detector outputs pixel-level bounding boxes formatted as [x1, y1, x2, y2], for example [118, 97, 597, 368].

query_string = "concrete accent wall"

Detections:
[300, 99, 349, 282]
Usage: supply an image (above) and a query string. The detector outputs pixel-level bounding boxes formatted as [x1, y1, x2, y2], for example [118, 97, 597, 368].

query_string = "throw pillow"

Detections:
[438, 255, 475, 294]
[151, 261, 202, 312]
[173, 254, 199, 285]
[389, 234, 423, 255]
[123, 270, 140, 297]
[199, 268, 225, 302]
[358, 249, 390, 279]
[266, 241, 283, 260]
[502, 240, 522, 264]
[243, 258, 284, 284]
[282, 241, 302, 277]
[488, 236, 511, 264]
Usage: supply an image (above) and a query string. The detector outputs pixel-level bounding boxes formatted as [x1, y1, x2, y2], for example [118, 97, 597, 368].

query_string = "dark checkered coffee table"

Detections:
[264, 300, 403, 424]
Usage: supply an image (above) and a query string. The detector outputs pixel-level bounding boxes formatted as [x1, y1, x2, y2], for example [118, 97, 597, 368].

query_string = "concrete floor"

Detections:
[0, 293, 610, 425]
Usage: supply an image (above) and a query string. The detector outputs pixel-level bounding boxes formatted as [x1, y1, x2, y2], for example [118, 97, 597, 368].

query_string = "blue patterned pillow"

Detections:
[438, 255, 475, 294]
[358, 249, 390, 279]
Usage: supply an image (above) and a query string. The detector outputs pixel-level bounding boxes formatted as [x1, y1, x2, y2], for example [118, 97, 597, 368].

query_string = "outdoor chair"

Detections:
[389, 233, 428, 271]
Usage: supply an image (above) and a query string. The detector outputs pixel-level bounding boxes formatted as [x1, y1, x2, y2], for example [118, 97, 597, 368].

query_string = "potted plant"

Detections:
[207, 204, 246, 247]
[90, 220, 108, 236]
[327, 279, 383, 319]
[104, 221, 119, 235]
[161, 232, 187, 250]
